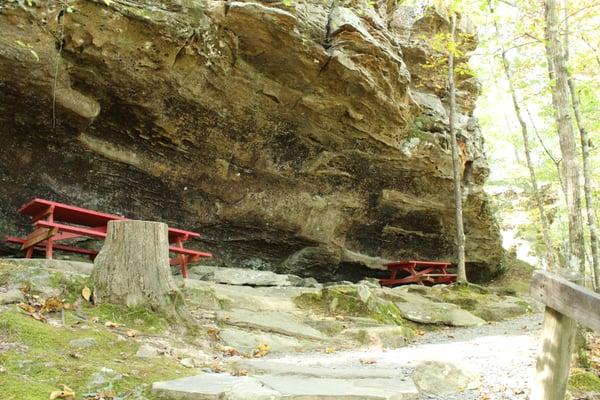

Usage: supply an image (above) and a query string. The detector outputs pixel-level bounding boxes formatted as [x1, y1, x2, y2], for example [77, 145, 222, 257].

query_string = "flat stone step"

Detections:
[152, 373, 420, 399]
[239, 359, 409, 379]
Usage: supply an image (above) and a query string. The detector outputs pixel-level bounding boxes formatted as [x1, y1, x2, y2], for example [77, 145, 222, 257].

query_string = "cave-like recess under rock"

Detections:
[0, 0, 503, 282]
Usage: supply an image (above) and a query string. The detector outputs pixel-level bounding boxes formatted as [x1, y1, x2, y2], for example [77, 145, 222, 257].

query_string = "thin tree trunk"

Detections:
[488, 0, 558, 271]
[564, 0, 600, 291]
[448, 13, 467, 283]
[544, 0, 586, 274]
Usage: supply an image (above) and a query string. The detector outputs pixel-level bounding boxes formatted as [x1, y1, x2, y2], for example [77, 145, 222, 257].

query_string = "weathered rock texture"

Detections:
[0, 0, 502, 281]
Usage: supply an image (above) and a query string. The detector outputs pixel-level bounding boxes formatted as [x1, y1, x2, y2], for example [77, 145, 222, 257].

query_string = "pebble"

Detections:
[136, 344, 159, 358]
[180, 357, 195, 368]
[69, 337, 97, 349]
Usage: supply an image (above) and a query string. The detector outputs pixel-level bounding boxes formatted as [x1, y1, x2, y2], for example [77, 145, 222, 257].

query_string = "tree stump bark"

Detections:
[92, 220, 181, 313]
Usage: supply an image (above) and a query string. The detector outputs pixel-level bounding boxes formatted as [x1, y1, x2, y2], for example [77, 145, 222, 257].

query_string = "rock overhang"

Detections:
[0, 0, 503, 282]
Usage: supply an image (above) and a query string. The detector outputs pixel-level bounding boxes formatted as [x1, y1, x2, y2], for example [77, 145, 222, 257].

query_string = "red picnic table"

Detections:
[5, 198, 212, 278]
[379, 260, 457, 287]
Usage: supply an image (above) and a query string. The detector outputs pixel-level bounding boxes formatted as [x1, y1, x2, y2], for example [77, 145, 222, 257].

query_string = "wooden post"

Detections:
[92, 220, 181, 314]
[530, 307, 577, 400]
[530, 270, 600, 399]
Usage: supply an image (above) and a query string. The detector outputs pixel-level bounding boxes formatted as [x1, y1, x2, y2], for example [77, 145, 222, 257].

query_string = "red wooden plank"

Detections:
[19, 198, 202, 241]
[35, 221, 108, 239]
[6, 236, 98, 257]
[169, 246, 212, 258]
[385, 260, 450, 268]
[20, 199, 125, 227]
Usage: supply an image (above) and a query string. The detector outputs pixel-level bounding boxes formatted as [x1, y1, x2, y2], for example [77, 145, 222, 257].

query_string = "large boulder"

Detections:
[0, 1, 503, 281]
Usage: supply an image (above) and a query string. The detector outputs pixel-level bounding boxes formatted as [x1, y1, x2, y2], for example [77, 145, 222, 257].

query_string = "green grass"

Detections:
[47, 271, 171, 333]
[0, 309, 190, 400]
[569, 370, 600, 393]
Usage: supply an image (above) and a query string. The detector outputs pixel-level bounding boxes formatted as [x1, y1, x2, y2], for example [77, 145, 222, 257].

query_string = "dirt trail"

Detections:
[244, 313, 544, 400]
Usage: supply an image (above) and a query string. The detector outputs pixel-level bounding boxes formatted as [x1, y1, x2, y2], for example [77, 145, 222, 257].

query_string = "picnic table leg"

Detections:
[176, 238, 189, 278]
[45, 206, 55, 259]
[25, 246, 34, 258]
[181, 255, 189, 278]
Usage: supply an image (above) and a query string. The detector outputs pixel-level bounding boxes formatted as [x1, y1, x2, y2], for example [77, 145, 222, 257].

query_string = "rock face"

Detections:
[0, 0, 503, 281]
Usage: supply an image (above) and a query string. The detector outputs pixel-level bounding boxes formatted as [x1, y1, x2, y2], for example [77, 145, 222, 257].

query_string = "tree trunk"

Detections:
[92, 220, 182, 313]
[448, 13, 467, 283]
[488, 0, 558, 271]
[563, 0, 600, 291]
[544, 0, 586, 274]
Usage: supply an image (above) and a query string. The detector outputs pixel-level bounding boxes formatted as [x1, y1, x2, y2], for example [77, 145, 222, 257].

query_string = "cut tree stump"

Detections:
[92, 220, 181, 313]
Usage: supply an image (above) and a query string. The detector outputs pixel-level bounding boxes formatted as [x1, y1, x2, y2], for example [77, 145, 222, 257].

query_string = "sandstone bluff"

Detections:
[0, 0, 503, 281]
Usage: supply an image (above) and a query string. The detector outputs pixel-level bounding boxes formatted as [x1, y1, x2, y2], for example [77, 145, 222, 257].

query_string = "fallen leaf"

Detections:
[105, 321, 119, 328]
[95, 389, 115, 399]
[18, 302, 36, 313]
[325, 347, 335, 354]
[40, 296, 65, 313]
[207, 327, 220, 340]
[20, 283, 30, 293]
[231, 369, 248, 376]
[81, 287, 92, 301]
[217, 345, 237, 356]
[91, 317, 99, 323]
[126, 329, 137, 337]
[30, 312, 48, 322]
[359, 358, 376, 365]
[49, 384, 75, 399]
[253, 343, 270, 358]
[211, 362, 225, 373]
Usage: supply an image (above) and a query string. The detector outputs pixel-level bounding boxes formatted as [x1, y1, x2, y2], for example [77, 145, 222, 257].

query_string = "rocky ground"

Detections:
[2, 258, 599, 399]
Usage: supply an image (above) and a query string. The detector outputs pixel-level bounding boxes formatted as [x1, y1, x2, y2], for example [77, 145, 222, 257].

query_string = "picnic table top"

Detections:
[20, 198, 200, 239]
[385, 260, 450, 268]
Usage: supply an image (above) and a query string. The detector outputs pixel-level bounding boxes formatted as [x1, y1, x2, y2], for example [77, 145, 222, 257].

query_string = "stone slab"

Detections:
[152, 373, 420, 399]
[395, 300, 485, 327]
[217, 309, 325, 340]
[189, 265, 292, 287]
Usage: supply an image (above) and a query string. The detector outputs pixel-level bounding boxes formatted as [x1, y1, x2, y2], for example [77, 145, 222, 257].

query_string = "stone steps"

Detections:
[152, 373, 420, 399]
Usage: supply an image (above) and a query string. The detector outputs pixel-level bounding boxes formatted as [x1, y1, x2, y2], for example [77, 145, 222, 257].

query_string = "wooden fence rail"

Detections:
[529, 270, 600, 400]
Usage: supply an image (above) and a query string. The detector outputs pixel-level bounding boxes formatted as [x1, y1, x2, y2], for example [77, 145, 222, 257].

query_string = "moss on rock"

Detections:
[0, 309, 188, 400]
[294, 285, 406, 326]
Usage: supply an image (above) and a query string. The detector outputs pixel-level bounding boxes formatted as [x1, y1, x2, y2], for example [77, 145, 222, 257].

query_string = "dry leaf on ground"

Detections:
[49, 384, 75, 399]
[253, 343, 270, 358]
[81, 287, 92, 301]
[40, 297, 65, 313]
[126, 329, 137, 337]
[207, 327, 220, 340]
[325, 347, 335, 354]
[104, 321, 120, 328]
[217, 345, 238, 356]
[18, 302, 35, 313]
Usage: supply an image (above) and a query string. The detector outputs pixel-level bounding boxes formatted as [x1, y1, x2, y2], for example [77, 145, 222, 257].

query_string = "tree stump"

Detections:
[92, 220, 181, 313]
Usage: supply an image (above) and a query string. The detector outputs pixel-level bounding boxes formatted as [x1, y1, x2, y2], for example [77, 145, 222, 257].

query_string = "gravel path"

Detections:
[248, 313, 544, 400]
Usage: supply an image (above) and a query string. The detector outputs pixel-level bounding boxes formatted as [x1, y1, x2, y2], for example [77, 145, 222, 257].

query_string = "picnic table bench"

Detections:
[379, 260, 457, 287]
[5, 198, 211, 278]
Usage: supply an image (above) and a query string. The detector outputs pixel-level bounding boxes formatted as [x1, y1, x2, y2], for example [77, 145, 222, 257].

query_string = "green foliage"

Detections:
[568, 371, 600, 392]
